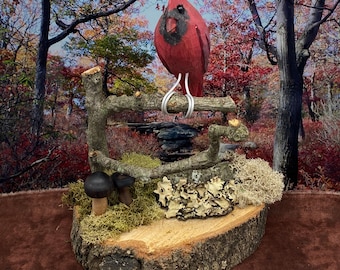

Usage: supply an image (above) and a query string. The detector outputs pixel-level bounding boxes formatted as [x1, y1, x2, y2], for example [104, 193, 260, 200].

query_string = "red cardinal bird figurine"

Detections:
[154, 0, 210, 117]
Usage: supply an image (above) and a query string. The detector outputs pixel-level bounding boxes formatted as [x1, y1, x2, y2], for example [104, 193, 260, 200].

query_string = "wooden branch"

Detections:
[48, 0, 138, 46]
[82, 66, 246, 178]
[103, 93, 236, 115]
[247, 0, 277, 65]
[82, 67, 109, 172]
[89, 123, 249, 182]
[296, 0, 340, 71]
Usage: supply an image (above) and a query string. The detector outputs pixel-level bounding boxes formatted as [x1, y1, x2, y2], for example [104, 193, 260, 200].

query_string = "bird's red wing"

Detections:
[157, 49, 173, 74]
[195, 25, 210, 73]
[203, 30, 210, 72]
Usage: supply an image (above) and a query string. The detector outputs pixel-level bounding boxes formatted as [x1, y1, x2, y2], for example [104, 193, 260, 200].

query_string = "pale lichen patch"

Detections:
[154, 154, 284, 219]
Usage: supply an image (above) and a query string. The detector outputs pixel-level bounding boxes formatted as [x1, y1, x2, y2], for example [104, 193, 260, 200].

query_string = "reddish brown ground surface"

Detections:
[0, 189, 339, 270]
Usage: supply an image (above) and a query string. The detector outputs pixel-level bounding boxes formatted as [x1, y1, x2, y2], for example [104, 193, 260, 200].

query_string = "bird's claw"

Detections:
[161, 73, 194, 118]
[184, 73, 194, 118]
[161, 73, 181, 115]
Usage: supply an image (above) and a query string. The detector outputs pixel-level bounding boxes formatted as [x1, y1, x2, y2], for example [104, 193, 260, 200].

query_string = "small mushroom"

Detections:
[111, 172, 135, 206]
[84, 171, 113, 216]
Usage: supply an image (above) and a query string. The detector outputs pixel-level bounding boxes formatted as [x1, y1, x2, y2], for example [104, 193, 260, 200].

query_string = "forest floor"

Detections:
[0, 189, 339, 270]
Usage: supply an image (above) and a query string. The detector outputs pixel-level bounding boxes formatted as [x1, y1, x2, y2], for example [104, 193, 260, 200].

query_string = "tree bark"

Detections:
[273, 0, 303, 188]
[31, 0, 50, 136]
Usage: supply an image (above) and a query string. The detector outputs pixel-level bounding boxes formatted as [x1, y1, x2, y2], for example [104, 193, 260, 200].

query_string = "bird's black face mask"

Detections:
[159, 4, 189, 45]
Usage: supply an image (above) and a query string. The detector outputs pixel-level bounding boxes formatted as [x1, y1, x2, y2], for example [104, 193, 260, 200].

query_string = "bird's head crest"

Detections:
[166, 0, 189, 11]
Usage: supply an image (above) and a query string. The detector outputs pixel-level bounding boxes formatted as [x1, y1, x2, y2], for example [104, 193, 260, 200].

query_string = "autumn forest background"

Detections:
[0, 0, 339, 193]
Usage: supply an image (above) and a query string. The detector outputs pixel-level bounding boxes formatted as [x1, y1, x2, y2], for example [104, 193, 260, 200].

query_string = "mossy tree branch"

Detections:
[89, 123, 248, 181]
[82, 66, 248, 180]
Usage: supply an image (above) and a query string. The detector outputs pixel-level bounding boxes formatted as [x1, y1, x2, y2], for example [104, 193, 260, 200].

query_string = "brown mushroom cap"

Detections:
[84, 171, 113, 198]
[111, 172, 135, 189]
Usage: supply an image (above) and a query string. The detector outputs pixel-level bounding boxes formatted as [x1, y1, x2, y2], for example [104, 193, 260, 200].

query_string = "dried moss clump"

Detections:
[61, 180, 91, 218]
[227, 154, 284, 207]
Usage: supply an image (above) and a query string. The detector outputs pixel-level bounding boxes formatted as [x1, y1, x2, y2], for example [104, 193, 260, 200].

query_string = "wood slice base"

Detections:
[71, 204, 268, 270]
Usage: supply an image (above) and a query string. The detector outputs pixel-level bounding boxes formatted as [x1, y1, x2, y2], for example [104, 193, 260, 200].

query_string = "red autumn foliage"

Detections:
[0, 127, 91, 193]
[298, 120, 340, 190]
[0, 118, 162, 192]
[245, 119, 276, 165]
[245, 118, 340, 191]
[106, 125, 160, 160]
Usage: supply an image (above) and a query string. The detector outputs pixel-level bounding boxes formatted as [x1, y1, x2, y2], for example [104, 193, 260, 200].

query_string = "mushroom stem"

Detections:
[111, 172, 135, 206]
[84, 171, 113, 216]
[118, 187, 133, 206]
[91, 197, 108, 216]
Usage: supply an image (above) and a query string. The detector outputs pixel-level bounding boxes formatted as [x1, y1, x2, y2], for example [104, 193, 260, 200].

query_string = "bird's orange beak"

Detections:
[166, 17, 177, 34]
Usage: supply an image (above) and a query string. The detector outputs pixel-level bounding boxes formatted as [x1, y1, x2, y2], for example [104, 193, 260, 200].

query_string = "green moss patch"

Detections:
[62, 153, 164, 244]
[80, 179, 164, 244]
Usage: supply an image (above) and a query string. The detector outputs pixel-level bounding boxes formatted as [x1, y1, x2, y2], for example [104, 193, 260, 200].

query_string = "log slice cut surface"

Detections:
[71, 204, 267, 270]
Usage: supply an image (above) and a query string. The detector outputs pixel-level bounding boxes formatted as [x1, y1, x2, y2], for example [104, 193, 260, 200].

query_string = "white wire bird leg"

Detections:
[161, 73, 194, 118]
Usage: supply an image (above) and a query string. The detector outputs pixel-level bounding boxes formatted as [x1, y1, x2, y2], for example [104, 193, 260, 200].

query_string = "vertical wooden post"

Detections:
[82, 67, 109, 172]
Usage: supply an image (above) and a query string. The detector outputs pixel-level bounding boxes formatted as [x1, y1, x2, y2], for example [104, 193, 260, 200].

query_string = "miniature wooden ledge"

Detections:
[71, 204, 268, 269]
[103, 93, 237, 114]
[81, 66, 237, 114]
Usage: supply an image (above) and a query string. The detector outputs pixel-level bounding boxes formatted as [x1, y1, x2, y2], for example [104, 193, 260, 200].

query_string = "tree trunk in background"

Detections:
[31, 0, 50, 136]
[248, 0, 332, 189]
[274, 0, 328, 188]
[30, 0, 138, 137]
[273, 0, 303, 189]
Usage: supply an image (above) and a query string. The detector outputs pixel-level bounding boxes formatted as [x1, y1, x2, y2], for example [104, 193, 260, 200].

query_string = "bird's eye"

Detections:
[177, 4, 185, 14]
